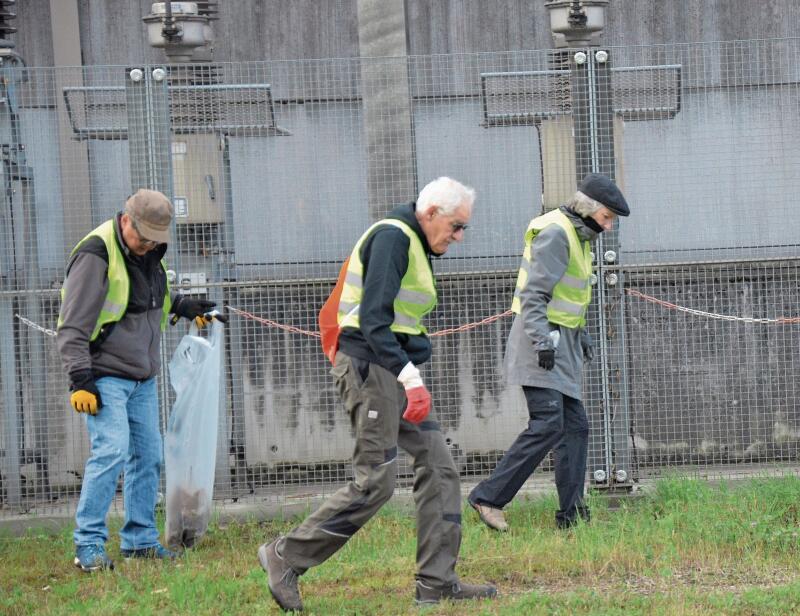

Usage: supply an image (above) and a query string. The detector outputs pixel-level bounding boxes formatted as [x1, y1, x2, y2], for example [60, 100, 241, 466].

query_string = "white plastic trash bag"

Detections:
[165, 319, 224, 549]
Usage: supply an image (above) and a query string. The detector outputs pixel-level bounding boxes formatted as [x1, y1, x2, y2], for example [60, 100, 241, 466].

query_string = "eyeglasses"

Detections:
[130, 217, 160, 248]
[431, 207, 469, 233]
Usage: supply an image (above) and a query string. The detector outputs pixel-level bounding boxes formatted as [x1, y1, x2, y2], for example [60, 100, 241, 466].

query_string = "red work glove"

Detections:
[398, 362, 431, 424]
[403, 385, 431, 424]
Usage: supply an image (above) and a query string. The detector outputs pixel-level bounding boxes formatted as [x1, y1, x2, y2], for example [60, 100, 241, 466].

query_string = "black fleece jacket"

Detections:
[337, 202, 434, 376]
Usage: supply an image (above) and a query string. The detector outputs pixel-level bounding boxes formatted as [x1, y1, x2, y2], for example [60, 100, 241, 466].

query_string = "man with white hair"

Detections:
[258, 177, 497, 611]
[469, 173, 630, 532]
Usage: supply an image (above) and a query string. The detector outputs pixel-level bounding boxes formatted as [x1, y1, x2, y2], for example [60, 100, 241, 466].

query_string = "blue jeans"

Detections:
[73, 376, 163, 550]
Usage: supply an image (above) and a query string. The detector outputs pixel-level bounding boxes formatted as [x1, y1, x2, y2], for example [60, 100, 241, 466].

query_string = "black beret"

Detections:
[579, 173, 630, 217]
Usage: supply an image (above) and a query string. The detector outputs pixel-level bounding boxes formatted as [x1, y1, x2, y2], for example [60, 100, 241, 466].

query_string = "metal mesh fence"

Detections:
[1, 38, 799, 520]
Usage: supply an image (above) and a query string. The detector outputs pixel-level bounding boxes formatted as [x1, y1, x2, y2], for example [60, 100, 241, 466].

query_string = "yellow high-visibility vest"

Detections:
[338, 219, 436, 335]
[58, 219, 171, 340]
[511, 209, 592, 328]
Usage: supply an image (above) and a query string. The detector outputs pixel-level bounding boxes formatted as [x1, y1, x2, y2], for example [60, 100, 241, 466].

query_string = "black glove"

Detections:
[69, 369, 103, 415]
[538, 349, 555, 371]
[171, 295, 216, 325]
[580, 330, 595, 362]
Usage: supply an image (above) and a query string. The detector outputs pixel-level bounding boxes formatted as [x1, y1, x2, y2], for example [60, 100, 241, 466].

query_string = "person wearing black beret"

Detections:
[468, 174, 629, 532]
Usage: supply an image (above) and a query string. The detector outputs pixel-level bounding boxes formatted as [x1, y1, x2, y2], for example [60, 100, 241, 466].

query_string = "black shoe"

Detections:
[258, 538, 303, 612]
[556, 505, 591, 529]
[415, 580, 497, 605]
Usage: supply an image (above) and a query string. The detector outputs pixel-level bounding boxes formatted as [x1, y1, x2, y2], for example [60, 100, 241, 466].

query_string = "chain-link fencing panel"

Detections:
[2, 38, 799, 521]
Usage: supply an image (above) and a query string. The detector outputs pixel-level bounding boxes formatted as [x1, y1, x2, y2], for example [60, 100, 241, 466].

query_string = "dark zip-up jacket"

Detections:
[338, 202, 434, 376]
[57, 214, 173, 381]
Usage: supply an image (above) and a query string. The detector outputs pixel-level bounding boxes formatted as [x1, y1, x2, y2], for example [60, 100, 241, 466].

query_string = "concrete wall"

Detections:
[14, 1, 800, 67]
[16, 0, 54, 67]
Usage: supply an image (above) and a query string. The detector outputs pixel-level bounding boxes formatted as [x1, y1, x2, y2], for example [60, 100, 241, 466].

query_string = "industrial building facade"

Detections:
[1, 1, 799, 519]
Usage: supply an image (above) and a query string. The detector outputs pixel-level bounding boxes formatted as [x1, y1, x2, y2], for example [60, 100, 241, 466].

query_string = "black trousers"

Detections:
[469, 386, 589, 525]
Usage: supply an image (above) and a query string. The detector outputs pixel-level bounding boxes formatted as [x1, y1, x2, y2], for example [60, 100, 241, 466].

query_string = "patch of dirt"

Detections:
[496, 566, 800, 598]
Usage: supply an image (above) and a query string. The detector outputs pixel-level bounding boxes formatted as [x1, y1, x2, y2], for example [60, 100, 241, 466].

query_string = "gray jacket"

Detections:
[504, 207, 599, 400]
[57, 215, 174, 381]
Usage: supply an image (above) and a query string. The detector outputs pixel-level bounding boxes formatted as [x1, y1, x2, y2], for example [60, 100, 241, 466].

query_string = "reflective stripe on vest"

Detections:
[57, 219, 172, 340]
[511, 209, 592, 328]
[338, 219, 437, 335]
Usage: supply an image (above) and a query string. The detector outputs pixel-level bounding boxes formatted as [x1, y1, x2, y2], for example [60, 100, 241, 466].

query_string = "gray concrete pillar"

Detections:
[357, 0, 417, 220]
[49, 0, 92, 260]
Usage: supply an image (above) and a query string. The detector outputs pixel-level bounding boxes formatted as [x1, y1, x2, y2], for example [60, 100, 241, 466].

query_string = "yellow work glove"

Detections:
[69, 369, 103, 415]
[71, 390, 100, 414]
[194, 310, 228, 328]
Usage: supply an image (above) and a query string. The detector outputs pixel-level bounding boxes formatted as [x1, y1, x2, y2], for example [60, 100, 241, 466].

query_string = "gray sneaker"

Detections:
[415, 580, 498, 605]
[258, 538, 303, 612]
[469, 500, 509, 532]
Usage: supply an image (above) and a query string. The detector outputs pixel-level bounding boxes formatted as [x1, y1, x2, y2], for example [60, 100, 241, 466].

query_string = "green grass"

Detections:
[3, 476, 800, 615]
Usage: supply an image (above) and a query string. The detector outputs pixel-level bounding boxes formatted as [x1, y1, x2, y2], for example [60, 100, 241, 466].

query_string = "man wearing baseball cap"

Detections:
[57, 189, 222, 571]
[468, 174, 629, 532]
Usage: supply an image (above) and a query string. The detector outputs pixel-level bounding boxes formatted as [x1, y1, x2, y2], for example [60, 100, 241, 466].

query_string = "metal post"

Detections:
[3, 58, 51, 500]
[0, 303, 20, 508]
[217, 137, 239, 497]
[125, 67, 174, 198]
[126, 67, 150, 191]
[0, 117, 20, 509]
[126, 64, 182, 476]
[0, 56, 40, 509]
[571, 48, 632, 488]
[146, 67, 174, 198]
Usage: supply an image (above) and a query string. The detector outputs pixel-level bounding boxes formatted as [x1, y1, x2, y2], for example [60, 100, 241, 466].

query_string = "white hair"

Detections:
[569, 190, 603, 218]
[416, 177, 476, 215]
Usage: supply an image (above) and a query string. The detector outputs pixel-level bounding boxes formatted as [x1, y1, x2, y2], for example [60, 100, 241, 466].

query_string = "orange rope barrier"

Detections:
[225, 305, 513, 338]
[625, 289, 800, 324]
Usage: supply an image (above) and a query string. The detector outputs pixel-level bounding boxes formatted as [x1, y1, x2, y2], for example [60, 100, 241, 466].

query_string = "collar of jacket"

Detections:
[560, 205, 601, 242]
[386, 202, 434, 256]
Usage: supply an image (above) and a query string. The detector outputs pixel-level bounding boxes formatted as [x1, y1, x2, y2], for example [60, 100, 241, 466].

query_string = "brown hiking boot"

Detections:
[258, 538, 303, 612]
[415, 580, 498, 605]
[469, 500, 509, 532]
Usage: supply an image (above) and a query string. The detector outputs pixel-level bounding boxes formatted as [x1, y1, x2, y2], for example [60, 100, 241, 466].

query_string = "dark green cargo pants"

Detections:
[280, 351, 462, 586]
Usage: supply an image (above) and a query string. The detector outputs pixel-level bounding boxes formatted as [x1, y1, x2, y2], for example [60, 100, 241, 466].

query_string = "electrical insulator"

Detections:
[0, 0, 16, 49]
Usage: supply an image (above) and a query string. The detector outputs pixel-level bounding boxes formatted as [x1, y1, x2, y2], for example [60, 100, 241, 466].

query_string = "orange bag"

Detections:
[319, 256, 350, 364]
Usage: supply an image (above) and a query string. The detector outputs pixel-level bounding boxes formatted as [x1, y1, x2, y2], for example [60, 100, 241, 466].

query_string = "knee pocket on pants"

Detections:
[361, 464, 397, 505]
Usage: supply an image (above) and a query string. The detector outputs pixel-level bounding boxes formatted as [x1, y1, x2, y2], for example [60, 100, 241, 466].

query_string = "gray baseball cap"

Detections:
[125, 189, 174, 243]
